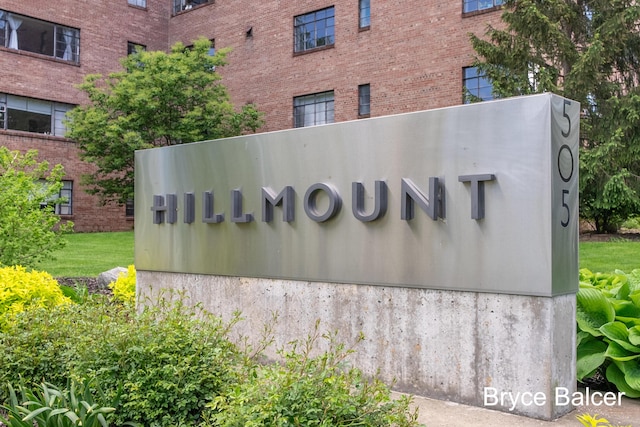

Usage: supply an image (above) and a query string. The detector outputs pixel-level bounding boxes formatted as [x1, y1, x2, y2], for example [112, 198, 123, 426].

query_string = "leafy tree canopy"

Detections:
[0, 148, 73, 268]
[470, 0, 640, 232]
[66, 38, 263, 205]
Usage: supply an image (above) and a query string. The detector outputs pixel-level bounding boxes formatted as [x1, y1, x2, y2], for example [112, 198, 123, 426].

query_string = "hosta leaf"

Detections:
[606, 363, 640, 398]
[576, 331, 592, 347]
[630, 326, 640, 346]
[630, 289, 640, 307]
[577, 288, 616, 336]
[612, 300, 640, 319]
[600, 321, 640, 352]
[605, 341, 640, 361]
[577, 338, 608, 380]
[615, 316, 640, 327]
[616, 282, 631, 301]
[614, 358, 640, 393]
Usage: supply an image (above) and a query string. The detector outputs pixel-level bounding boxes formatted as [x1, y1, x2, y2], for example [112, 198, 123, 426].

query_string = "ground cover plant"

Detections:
[576, 268, 640, 397]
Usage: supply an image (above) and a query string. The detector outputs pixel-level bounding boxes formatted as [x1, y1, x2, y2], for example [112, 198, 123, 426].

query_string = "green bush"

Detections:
[0, 147, 73, 268]
[576, 268, 640, 397]
[0, 265, 73, 330]
[206, 323, 421, 427]
[1, 296, 423, 426]
[0, 296, 242, 427]
[108, 264, 136, 305]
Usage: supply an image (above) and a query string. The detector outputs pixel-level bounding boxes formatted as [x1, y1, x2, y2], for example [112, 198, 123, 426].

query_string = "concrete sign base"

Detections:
[137, 271, 576, 420]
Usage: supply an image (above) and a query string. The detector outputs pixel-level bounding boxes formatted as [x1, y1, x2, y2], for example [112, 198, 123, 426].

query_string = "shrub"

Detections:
[109, 264, 136, 305]
[0, 295, 242, 427]
[0, 147, 73, 268]
[1, 294, 423, 426]
[205, 322, 421, 427]
[0, 266, 72, 330]
[576, 268, 640, 397]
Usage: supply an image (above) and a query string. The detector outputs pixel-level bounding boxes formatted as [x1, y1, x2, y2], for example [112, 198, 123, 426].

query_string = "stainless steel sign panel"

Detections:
[135, 93, 579, 296]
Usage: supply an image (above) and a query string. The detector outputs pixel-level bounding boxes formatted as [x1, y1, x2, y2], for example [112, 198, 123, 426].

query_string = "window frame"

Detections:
[462, 66, 494, 103]
[358, 84, 370, 117]
[462, 0, 503, 15]
[293, 91, 335, 128]
[172, 0, 212, 15]
[293, 6, 335, 54]
[359, 0, 370, 29]
[0, 93, 75, 137]
[127, 41, 146, 55]
[40, 180, 73, 216]
[0, 10, 80, 64]
[127, 0, 147, 8]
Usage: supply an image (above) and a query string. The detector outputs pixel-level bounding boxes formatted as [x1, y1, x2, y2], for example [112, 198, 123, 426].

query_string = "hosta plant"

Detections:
[576, 268, 640, 397]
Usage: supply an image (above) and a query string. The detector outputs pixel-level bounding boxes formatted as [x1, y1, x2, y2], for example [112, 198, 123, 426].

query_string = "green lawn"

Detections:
[579, 240, 640, 274]
[36, 231, 640, 277]
[38, 231, 134, 277]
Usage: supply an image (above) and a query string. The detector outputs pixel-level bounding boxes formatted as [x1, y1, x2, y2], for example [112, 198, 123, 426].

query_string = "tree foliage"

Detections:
[0, 148, 73, 268]
[470, 0, 640, 232]
[65, 38, 263, 205]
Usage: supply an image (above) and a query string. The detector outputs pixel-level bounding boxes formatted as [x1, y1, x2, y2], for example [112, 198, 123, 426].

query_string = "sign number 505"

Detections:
[558, 100, 574, 228]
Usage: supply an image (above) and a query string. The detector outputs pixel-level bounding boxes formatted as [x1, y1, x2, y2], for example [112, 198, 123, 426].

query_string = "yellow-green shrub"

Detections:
[0, 266, 72, 328]
[109, 265, 136, 304]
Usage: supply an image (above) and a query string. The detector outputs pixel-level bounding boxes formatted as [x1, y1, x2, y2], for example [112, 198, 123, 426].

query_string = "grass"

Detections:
[579, 240, 640, 274]
[37, 231, 134, 277]
[35, 231, 640, 277]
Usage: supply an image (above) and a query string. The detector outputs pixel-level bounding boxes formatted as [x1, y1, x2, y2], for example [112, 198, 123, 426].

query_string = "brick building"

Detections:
[0, 0, 501, 231]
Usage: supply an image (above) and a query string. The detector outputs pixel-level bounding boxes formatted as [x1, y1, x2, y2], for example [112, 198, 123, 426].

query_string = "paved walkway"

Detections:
[405, 391, 640, 426]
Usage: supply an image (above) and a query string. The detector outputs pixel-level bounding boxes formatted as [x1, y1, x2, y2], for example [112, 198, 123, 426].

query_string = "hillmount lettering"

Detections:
[150, 174, 496, 225]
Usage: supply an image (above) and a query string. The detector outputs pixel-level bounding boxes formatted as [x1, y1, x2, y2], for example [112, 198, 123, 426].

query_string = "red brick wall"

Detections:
[1, 131, 133, 232]
[0, 0, 171, 231]
[0, 0, 503, 231]
[168, 1, 503, 132]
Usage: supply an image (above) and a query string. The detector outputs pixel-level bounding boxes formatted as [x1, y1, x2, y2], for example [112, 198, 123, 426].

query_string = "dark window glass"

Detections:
[463, 0, 503, 14]
[293, 91, 335, 127]
[463, 67, 493, 103]
[358, 84, 370, 116]
[294, 7, 335, 53]
[0, 10, 79, 63]
[1, 94, 74, 136]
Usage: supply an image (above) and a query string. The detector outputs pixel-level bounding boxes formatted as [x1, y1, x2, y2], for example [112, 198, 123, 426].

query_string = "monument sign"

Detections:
[135, 93, 580, 419]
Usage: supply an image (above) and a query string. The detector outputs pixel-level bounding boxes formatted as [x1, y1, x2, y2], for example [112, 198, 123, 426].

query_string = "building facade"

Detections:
[0, 0, 501, 231]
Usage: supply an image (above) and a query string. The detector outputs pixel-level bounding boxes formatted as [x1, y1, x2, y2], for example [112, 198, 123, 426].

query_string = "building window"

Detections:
[125, 199, 135, 217]
[294, 7, 335, 53]
[0, 10, 80, 63]
[358, 84, 370, 117]
[173, 0, 211, 14]
[463, 0, 503, 14]
[294, 91, 335, 127]
[359, 0, 371, 28]
[41, 180, 73, 215]
[0, 94, 74, 136]
[463, 67, 493, 103]
[127, 42, 146, 55]
[128, 0, 147, 7]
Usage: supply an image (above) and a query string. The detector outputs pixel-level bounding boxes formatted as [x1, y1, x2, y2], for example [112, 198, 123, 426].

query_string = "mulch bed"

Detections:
[56, 276, 112, 296]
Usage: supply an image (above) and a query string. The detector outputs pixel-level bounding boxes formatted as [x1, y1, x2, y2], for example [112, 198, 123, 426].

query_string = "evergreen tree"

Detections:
[470, 0, 640, 232]
[66, 38, 263, 205]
